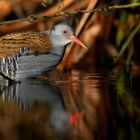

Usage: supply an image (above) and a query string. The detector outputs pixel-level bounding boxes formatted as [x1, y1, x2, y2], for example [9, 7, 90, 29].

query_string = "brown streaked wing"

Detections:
[0, 31, 52, 58]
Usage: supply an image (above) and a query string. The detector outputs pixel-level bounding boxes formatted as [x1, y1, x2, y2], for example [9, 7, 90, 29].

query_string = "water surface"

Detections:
[0, 70, 139, 140]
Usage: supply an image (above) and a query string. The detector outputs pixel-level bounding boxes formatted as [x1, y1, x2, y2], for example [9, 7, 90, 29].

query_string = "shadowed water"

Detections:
[0, 70, 139, 140]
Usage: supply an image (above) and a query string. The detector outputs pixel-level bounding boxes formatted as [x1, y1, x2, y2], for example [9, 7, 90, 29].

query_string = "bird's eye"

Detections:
[63, 30, 67, 34]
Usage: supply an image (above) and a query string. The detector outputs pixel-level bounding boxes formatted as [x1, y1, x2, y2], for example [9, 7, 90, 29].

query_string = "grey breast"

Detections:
[0, 48, 61, 81]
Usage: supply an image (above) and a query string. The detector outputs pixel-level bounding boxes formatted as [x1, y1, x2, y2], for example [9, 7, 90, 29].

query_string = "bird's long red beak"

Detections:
[70, 35, 87, 49]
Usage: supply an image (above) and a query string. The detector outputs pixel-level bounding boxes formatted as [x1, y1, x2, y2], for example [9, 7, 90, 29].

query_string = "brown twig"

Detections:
[0, 0, 88, 33]
[0, 2, 139, 25]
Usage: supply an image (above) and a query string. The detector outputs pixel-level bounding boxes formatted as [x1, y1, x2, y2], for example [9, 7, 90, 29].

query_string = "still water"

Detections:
[0, 70, 139, 140]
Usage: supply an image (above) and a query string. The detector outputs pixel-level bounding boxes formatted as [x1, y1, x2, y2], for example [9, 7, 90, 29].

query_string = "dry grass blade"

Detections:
[58, 0, 98, 69]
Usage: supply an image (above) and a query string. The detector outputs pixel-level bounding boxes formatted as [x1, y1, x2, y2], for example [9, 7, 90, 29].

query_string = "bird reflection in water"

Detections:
[0, 70, 111, 140]
[0, 78, 83, 140]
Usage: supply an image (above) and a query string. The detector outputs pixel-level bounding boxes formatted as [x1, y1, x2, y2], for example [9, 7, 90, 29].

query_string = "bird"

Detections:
[0, 23, 87, 81]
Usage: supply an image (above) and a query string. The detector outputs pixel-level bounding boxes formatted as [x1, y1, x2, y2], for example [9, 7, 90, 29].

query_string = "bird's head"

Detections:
[50, 23, 87, 49]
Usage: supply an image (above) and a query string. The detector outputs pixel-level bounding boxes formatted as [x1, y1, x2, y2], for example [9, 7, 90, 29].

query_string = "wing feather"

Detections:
[0, 31, 52, 58]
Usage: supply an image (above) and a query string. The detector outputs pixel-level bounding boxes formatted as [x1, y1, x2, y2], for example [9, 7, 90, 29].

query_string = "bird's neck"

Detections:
[49, 33, 67, 57]
[50, 45, 66, 57]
